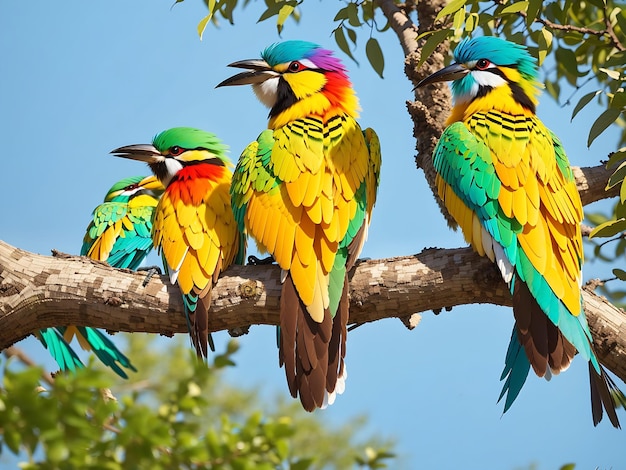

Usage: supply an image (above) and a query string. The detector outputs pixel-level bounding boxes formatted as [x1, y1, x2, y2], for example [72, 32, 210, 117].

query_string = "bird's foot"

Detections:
[247, 255, 275, 266]
[137, 265, 163, 287]
[228, 326, 251, 337]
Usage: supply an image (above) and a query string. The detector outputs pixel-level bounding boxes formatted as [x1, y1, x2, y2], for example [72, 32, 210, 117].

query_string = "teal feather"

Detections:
[39, 175, 161, 378]
[37, 328, 84, 373]
[498, 328, 531, 412]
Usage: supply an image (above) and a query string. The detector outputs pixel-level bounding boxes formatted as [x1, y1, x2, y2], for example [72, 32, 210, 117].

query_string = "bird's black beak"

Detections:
[110, 144, 163, 164]
[216, 59, 278, 87]
[415, 63, 469, 88]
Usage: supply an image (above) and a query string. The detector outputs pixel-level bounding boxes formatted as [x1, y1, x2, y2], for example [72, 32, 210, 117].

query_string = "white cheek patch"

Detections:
[162, 158, 183, 186]
[471, 69, 507, 89]
[252, 77, 279, 108]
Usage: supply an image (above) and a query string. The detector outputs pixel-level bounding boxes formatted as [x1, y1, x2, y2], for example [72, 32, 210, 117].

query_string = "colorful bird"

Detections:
[38, 175, 163, 378]
[111, 127, 242, 359]
[416, 36, 624, 427]
[217, 40, 381, 411]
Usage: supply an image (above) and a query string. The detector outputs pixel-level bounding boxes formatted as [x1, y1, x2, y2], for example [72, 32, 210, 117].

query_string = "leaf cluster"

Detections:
[0, 336, 395, 469]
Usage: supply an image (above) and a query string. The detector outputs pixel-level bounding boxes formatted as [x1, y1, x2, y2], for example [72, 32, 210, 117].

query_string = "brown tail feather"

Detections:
[513, 281, 575, 377]
[327, 275, 349, 392]
[279, 274, 333, 411]
[513, 280, 624, 428]
[191, 284, 213, 359]
[589, 363, 624, 428]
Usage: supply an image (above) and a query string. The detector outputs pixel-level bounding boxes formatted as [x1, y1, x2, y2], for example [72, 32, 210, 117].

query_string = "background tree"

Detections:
[1, 1, 625, 468]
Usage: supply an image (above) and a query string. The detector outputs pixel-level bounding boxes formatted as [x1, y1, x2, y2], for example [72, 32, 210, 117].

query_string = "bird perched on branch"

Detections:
[217, 40, 381, 411]
[111, 127, 242, 359]
[38, 175, 163, 378]
[416, 35, 625, 427]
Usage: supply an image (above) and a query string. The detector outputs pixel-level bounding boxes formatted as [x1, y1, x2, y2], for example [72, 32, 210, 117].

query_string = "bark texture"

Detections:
[1, 237, 625, 382]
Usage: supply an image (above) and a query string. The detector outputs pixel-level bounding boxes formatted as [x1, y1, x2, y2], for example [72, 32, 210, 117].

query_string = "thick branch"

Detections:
[1, 238, 625, 382]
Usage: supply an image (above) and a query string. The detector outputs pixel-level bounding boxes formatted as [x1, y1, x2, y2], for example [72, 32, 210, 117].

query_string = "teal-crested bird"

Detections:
[416, 36, 625, 427]
[38, 175, 164, 378]
[111, 127, 243, 359]
[217, 40, 381, 411]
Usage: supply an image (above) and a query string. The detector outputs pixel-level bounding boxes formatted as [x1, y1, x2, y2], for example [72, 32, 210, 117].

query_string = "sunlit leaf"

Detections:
[537, 27, 553, 65]
[589, 218, 626, 238]
[588, 108, 622, 147]
[435, 0, 467, 22]
[600, 67, 622, 80]
[197, 1, 215, 41]
[366, 37, 384, 78]
[276, 4, 295, 34]
[501, 1, 529, 15]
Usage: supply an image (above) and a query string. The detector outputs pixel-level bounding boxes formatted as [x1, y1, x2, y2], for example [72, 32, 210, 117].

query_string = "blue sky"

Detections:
[1, 2, 624, 469]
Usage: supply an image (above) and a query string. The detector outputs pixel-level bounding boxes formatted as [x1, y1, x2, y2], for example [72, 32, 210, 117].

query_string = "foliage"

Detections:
[0, 336, 395, 469]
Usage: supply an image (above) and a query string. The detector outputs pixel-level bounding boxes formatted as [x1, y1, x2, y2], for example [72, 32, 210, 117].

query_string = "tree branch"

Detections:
[1, 237, 625, 382]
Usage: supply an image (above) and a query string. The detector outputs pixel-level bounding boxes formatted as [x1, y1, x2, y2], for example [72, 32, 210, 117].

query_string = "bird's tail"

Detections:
[73, 327, 137, 379]
[279, 273, 334, 412]
[183, 285, 215, 360]
[589, 362, 625, 428]
[36, 328, 84, 373]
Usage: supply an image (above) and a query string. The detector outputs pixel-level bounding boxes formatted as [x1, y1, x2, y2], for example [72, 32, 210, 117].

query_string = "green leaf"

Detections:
[465, 12, 478, 32]
[501, 1, 529, 15]
[366, 37, 384, 78]
[453, 8, 465, 33]
[418, 29, 452, 67]
[526, 0, 543, 27]
[589, 218, 626, 238]
[606, 150, 626, 169]
[435, 0, 467, 22]
[607, 161, 626, 189]
[610, 89, 626, 109]
[613, 268, 626, 281]
[537, 27, 553, 65]
[276, 4, 295, 34]
[197, 9, 214, 40]
[571, 90, 601, 121]
[334, 27, 357, 63]
[588, 108, 622, 147]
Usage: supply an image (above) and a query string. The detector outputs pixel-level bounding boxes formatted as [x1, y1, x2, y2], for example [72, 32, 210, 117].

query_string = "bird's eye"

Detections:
[169, 146, 183, 156]
[476, 59, 491, 70]
[126, 183, 139, 190]
[288, 61, 303, 72]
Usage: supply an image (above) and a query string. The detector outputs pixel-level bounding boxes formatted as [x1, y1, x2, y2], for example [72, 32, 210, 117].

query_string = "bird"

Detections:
[416, 36, 625, 427]
[217, 40, 381, 411]
[111, 127, 242, 359]
[38, 175, 163, 378]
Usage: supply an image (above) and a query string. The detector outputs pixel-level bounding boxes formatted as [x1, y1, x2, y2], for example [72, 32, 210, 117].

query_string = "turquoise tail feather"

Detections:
[498, 327, 531, 413]
[36, 328, 84, 373]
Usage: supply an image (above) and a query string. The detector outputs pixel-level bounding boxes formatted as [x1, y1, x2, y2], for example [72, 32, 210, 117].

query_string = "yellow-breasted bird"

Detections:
[38, 175, 163, 378]
[111, 127, 242, 358]
[217, 40, 381, 411]
[417, 36, 625, 427]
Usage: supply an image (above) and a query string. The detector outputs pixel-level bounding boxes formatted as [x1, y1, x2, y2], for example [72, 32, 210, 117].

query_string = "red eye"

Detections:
[288, 61, 302, 72]
[169, 146, 184, 156]
[476, 59, 491, 70]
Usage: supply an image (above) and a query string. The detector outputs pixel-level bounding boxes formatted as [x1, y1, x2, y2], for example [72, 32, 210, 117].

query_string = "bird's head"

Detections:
[216, 40, 359, 127]
[104, 175, 164, 203]
[416, 36, 540, 113]
[111, 127, 229, 187]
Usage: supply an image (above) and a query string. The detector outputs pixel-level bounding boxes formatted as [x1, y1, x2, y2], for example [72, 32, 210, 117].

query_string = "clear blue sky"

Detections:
[1, 2, 624, 469]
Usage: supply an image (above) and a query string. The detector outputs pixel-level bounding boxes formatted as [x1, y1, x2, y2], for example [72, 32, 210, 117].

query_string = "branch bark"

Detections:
[1, 237, 625, 382]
